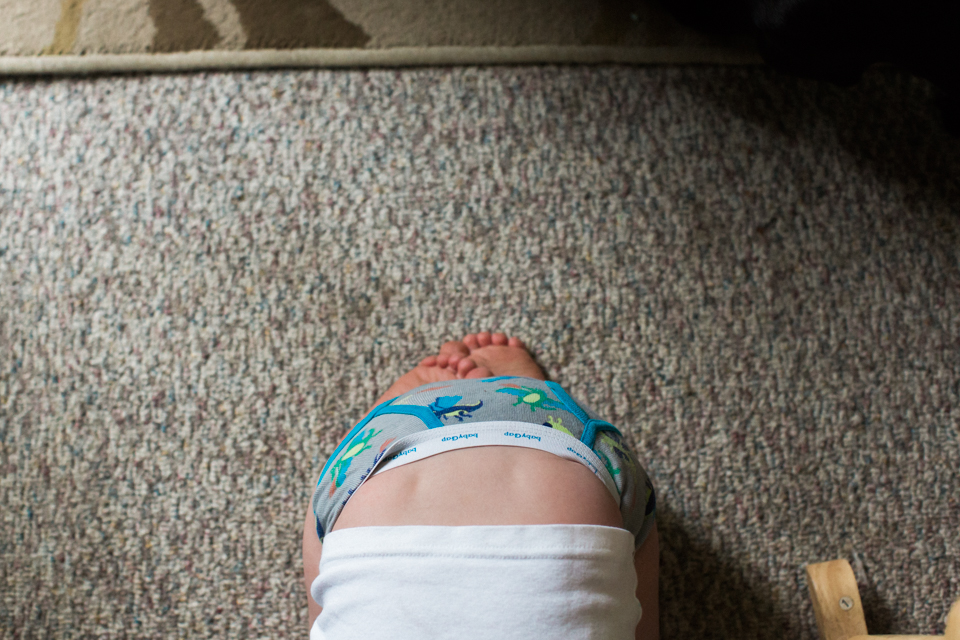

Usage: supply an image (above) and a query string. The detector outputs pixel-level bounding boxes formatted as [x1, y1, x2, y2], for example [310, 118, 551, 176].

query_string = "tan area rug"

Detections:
[0, 0, 760, 74]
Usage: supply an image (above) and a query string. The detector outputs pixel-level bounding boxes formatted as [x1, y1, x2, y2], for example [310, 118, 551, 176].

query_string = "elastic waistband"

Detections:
[369, 421, 619, 502]
[320, 523, 636, 561]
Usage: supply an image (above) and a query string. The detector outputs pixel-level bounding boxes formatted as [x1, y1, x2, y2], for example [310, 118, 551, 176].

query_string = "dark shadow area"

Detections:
[148, 0, 221, 52]
[858, 583, 897, 635]
[657, 504, 807, 639]
[695, 65, 960, 212]
[585, 0, 636, 44]
[848, 553, 898, 635]
[653, 0, 960, 135]
[231, 0, 370, 49]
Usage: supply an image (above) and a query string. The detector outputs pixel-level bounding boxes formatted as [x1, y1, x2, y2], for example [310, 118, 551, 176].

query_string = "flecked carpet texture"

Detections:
[1, 66, 959, 638]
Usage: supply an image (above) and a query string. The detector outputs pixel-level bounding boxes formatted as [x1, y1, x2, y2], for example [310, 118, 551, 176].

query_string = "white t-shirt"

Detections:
[310, 523, 641, 640]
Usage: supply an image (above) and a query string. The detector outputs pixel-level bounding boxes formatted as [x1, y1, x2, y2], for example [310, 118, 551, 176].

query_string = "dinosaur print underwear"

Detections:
[311, 377, 656, 550]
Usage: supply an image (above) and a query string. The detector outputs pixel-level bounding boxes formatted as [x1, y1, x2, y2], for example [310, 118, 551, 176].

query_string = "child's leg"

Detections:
[634, 522, 660, 640]
[302, 503, 323, 623]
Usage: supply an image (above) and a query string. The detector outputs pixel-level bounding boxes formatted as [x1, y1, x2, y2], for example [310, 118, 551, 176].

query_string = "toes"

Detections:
[465, 365, 494, 379]
[420, 355, 438, 367]
[448, 354, 462, 368]
[437, 355, 450, 369]
[464, 332, 520, 351]
[508, 336, 525, 349]
[457, 358, 477, 377]
[439, 340, 470, 358]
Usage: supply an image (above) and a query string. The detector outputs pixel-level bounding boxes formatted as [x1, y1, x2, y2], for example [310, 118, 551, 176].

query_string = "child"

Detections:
[302, 332, 659, 639]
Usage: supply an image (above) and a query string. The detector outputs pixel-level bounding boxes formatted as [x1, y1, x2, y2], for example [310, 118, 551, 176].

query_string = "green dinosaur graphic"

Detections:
[597, 449, 622, 489]
[598, 432, 637, 474]
[328, 427, 382, 489]
[496, 385, 562, 412]
[543, 415, 576, 437]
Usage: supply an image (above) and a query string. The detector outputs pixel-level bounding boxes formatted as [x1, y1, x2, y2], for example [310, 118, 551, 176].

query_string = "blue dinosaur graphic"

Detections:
[429, 395, 483, 422]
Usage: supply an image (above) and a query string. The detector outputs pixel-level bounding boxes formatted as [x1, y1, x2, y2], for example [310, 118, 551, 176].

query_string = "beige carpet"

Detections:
[1, 65, 959, 638]
[0, 0, 760, 74]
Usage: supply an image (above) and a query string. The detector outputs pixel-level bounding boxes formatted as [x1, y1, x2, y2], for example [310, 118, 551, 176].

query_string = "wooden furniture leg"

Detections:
[943, 598, 960, 640]
[806, 560, 869, 640]
[806, 559, 960, 640]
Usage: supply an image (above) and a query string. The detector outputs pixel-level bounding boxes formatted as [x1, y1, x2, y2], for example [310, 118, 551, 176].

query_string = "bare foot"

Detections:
[461, 332, 546, 380]
[368, 352, 459, 412]
[420, 339, 494, 380]
[367, 334, 542, 414]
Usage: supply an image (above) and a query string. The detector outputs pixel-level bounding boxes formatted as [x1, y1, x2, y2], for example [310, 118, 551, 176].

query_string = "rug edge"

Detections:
[0, 45, 763, 76]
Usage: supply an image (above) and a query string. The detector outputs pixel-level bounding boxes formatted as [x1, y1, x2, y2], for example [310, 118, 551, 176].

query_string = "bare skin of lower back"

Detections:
[333, 445, 624, 530]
